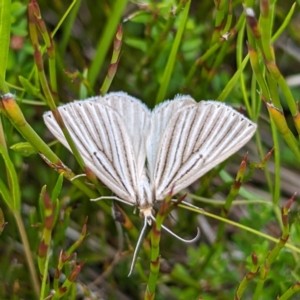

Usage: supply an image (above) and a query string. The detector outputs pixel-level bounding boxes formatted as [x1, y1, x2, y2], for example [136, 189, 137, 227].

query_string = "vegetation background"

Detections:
[0, 0, 300, 299]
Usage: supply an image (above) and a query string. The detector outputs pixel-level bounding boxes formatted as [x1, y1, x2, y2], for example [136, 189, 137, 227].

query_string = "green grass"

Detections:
[1, 0, 300, 299]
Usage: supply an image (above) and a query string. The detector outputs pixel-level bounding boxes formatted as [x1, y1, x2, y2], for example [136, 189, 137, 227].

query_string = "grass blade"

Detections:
[155, 0, 191, 104]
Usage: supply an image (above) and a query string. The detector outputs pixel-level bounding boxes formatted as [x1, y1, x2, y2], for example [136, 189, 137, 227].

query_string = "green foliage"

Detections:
[0, 0, 300, 299]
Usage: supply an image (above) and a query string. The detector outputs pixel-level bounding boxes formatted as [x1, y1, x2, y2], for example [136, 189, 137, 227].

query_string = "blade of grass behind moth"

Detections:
[57, 0, 81, 55]
[22, 0, 77, 101]
[247, 46, 274, 196]
[259, 0, 274, 61]
[245, 9, 300, 161]
[31, 0, 58, 105]
[0, 144, 21, 212]
[0, 81, 17, 190]
[278, 282, 300, 299]
[34, 7, 59, 105]
[269, 119, 280, 206]
[38, 185, 57, 299]
[28, 0, 50, 106]
[155, 0, 191, 104]
[199, 0, 227, 90]
[180, 204, 300, 254]
[237, 18, 252, 117]
[204, 4, 238, 88]
[253, 194, 295, 300]
[100, 24, 123, 96]
[0, 144, 40, 297]
[235, 252, 259, 299]
[266, 102, 300, 162]
[210, 0, 227, 46]
[259, 2, 300, 135]
[137, 0, 187, 72]
[0, 1, 12, 184]
[28, 1, 89, 173]
[245, 10, 279, 199]
[271, 3, 296, 43]
[217, 154, 248, 237]
[206, 37, 230, 86]
[112, 203, 139, 240]
[0, 0, 11, 79]
[145, 192, 173, 299]
[66, 217, 88, 255]
[246, 6, 300, 135]
[88, 0, 128, 88]
[198, 154, 248, 275]
[266, 55, 300, 136]
[244, 5, 273, 108]
[216, 54, 249, 102]
[183, 38, 223, 92]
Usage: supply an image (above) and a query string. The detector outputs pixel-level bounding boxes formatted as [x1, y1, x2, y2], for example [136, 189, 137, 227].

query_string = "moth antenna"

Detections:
[90, 196, 135, 207]
[128, 216, 148, 277]
[150, 215, 200, 243]
[70, 174, 87, 181]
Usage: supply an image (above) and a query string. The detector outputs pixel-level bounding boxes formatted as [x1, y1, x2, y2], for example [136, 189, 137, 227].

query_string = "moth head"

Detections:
[139, 207, 155, 225]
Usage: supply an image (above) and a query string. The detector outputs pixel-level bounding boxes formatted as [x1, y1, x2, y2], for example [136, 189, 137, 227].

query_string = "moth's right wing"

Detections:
[44, 99, 142, 204]
[151, 100, 257, 200]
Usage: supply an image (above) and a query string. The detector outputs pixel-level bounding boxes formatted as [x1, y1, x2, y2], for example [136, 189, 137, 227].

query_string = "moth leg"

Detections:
[70, 174, 95, 186]
[149, 214, 200, 243]
[128, 216, 149, 277]
[70, 174, 87, 181]
[90, 196, 135, 206]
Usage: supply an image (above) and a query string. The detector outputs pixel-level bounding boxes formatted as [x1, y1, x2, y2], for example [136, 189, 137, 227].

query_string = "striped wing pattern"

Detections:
[146, 95, 196, 179]
[98, 92, 151, 177]
[44, 93, 149, 204]
[152, 100, 257, 200]
[44, 92, 256, 208]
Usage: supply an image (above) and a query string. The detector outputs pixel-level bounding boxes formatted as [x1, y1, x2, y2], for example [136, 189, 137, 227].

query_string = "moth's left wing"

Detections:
[152, 100, 257, 200]
[44, 99, 141, 204]
[97, 92, 151, 176]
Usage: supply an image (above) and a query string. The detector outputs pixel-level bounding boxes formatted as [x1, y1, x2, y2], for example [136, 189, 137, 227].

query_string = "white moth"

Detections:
[43, 92, 257, 274]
